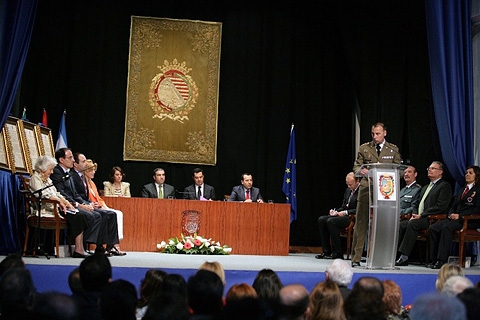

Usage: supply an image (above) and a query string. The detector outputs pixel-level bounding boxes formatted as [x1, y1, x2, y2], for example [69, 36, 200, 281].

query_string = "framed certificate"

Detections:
[4, 117, 29, 174]
[20, 120, 43, 175]
[36, 125, 55, 157]
[0, 127, 12, 171]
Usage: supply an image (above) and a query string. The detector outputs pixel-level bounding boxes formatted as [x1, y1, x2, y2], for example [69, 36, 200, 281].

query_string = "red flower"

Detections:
[194, 239, 202, 246]
[184, 241, 192, 250]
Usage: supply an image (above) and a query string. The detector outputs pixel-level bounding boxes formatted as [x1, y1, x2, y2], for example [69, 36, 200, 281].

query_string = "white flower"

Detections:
[205, 241, 211, 247]
[169, 239, 175, 245]
[157, 241, 166, 249]
[210, 246, 215, 252]
[176, 242, 184, 250]
[223, 247, 232, 253]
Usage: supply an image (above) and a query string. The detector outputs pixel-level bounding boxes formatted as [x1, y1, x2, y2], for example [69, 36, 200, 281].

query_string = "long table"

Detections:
[102, 197, 291, 255]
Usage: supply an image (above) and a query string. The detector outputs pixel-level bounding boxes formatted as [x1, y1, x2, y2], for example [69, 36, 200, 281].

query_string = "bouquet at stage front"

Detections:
[157, 233, 232, 255]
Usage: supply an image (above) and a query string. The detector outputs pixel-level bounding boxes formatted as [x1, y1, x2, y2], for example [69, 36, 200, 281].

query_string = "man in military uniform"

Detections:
[350, 122, 402, 267]
[399, 165, 422, 218]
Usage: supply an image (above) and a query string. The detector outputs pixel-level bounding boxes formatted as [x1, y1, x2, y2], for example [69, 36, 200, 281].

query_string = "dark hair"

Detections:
[109, 166, 126, 183]
[192, 168, 203, 176]
[372, 122, 386, 130]
[73, 152, 84, 164]
[187, 270, 224, 315]
[138, 269, 167, 308]
[153, 168, 165, 176]
[241, 173, 252, 181]
[466, 165, 480, 185]
[100, 280, 138, 320]
[0, 253, 25, 276]
[252, 269, 284, 302]
[79, 253, 112, 292]
[54, 147, 71, 162]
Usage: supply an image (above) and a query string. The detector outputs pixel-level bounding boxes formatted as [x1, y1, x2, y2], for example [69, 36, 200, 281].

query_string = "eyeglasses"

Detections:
[427, 167, 441, 171]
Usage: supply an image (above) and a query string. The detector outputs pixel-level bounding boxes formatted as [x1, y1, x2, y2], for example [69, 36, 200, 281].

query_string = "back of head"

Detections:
[199, 261, 226, 285]
[139, 269, 167, 307]
[252, 268, 284, 302]
[219, 297, 269, 320]
[435, 263, 464, 292]
[325, 259, 353, 287]
[159, 273, 187, 300]
[309, 280, 345, 320]
[68, 267, 83, 294]
[382, 279, 402, 315]
[0, 267, 36, 315]
[100, 279, 138, 320]
[79, 253, 112, 292]
[33, 291, 79, 320]
[410, 292, 466, 320]
[441, 275, 474, 297]
[0, 253, 25, 277]
[344, 276, 385, 320]
[226, 283, 258, 303]
[457, 287, 480, 320]
[187, 269, 224, 316]
[142, 292, 190, 320]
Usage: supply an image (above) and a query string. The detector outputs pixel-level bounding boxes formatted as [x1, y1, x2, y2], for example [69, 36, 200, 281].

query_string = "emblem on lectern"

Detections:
[378, 174, 394, 199]
[181, 210, 201, 236]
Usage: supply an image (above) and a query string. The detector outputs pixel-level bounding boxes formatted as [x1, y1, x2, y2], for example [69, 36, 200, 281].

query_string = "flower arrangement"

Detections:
[157, 233, 232, 255]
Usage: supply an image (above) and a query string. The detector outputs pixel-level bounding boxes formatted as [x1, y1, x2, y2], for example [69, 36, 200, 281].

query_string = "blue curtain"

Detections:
[0, 0, 37, 254]
[425, 0, 474, 190]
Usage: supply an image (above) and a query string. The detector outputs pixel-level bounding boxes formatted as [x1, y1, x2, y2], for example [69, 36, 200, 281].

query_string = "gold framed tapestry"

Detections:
[124, 16, 222, 165]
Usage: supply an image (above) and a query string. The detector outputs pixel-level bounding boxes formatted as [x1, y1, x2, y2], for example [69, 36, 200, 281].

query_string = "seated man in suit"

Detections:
[228, 173, 264, 203]
[399, 165, 422, 218]
[141, 168, 176, 199]
[316, 172, 360, 260]
[395, 161, 452, 266]
[183, 168, 216, 200]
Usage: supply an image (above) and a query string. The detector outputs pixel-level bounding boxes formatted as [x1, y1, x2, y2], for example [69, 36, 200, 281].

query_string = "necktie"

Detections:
[418, 182, 434, 214]
[158, 185, 163, 199]
[376, 144, 381, 156]
[198, 186, 202, 199]
[246, 190, 250, 200]
[461, 187, 469, 199]
[347, 190, 353, 208]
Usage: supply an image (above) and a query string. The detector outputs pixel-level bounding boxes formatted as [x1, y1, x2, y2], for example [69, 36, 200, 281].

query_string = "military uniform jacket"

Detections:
[399, 182, 422, 215]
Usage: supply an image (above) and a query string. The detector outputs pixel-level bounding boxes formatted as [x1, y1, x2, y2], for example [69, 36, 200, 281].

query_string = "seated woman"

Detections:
[103, 166, 131, 197]
[427, 165, 480, 269]
[29, 155, 89, 258]
[84, 160, 126, 255]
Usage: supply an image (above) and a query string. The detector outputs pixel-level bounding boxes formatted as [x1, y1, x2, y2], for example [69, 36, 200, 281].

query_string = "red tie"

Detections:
[461, 187, 469, 199]
[246, 190, 250, 200]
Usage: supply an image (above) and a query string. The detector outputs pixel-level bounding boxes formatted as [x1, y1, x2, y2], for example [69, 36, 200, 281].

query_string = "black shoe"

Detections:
[109, 247, 127, 256]
[431, 260, 445, 269]
[395, 257, 409, 266]
[315, 252, 331, 259]
[426, 261, 435, 268]
[72, 251, 88, 258]
[326, 253, 344, 260]
[351, 261, 361, 267]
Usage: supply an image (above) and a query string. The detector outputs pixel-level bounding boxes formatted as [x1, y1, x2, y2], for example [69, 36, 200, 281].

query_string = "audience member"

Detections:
[316, 172, 360, 260]
[382, 279, 410, 320]
[85, 159, 126, 255]
[32, 291, 80, 320]
[103, 166, 131, 197]
[0, 253, 24, 277]
[50, 148, 102, 258]
[457, 287, 480, 320]
[396, 161, 452, 266]
[409, 292, 466, 320]
[228, 173, 264, 203]
[136, 269, 167, 320]
[71, 252, 112, 320]
[219, 297, 268, 320]
[325, 259, 353, 300]
[141, 292, 191, 320]
[225, 283, 258, 303]
[142, 168, 175, 198]
[399, 166, 421, 218]
[351, 122, 402, 267]
[71, 152, 120, 256]
[0, 267, 36, 319]
[427, 165, 480, 269]
[187, 269, 224, 319]
[99, 279, 137, 320]
[435, 263, 464, 292]
[30, 154, 90, 258]
[440, 275, 474, 297]
[199, 261, 226, 286]
[344, 276, 386, 320]
[68, 267, 84, 295]
[308, 280, 345, 320]
[278, 284, 310, 320]
[252, 268, 284, 304]
[159, 274, 188, 305]
[184, 167, 216, 200]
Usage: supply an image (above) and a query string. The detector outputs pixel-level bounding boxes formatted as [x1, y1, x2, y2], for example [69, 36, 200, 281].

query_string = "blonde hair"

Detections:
[199, 261, 225, 285]
[308, 280, 345, 320]
[435, 263, 464, 292]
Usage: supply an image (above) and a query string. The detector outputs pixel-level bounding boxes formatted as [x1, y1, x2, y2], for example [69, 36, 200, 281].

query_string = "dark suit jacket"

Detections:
[183, 184, 216, 200]
[414, 179, 452, 216]
[50, 165, 85, 204]
[399, 183, 422, 215]
[449, 184, 480, 218]
[141, 182, 175, 198]
[337, 187, 359, 215]
[228, 185, 263, 202]
[71, 170, 89, 201]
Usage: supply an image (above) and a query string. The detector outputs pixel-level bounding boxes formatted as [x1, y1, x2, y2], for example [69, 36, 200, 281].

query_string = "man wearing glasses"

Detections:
[395, 161, 452, 266]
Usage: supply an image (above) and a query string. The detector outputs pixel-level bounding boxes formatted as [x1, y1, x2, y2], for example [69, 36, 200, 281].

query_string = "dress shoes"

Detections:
[109, 247, 127, 256]
[351, 261, 361, 268]
[426, 261, 435, 269]
[431, 260, 445, 269]
[395, 257, 409, 266]
[314, 252, 331, 259]
[72, 251, 88, 258]
[326, 253, 344, 260]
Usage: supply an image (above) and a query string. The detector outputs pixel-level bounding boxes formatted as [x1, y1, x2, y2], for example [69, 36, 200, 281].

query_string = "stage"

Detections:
[9, 252, 480, 306]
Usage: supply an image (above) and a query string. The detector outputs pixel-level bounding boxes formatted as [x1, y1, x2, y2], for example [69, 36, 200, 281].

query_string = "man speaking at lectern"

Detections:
[350, 122, 402, 267]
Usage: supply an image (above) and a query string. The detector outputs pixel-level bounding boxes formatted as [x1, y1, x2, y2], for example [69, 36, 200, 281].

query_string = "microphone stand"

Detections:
[22, 181, 59, 259]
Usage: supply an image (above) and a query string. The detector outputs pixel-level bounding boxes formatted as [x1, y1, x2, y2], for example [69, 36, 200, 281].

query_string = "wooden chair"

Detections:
[20, 176, 69, 258]
[452, 214, 480, 267]
[339, 213, 355, 259]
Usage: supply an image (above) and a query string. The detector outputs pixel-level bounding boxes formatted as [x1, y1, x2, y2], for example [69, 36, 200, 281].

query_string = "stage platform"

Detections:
[6, 252, 480, 306]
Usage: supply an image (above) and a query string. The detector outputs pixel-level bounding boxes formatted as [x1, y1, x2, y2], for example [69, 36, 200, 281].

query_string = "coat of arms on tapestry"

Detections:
[124, 16, 222, 165]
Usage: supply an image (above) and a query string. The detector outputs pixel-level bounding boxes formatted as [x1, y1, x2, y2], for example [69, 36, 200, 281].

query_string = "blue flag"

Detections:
[55, 110, 68, 151]
[282, 124, 297, 222]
